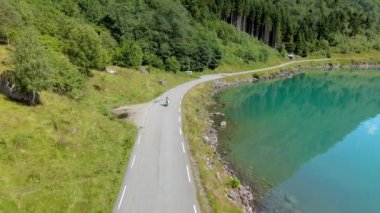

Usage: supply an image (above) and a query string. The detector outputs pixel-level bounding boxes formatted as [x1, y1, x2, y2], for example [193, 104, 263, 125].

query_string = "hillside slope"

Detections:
[182, 0, 380, 56]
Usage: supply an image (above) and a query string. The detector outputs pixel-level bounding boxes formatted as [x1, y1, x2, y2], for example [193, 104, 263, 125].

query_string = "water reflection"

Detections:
[217, 70, 380, 212]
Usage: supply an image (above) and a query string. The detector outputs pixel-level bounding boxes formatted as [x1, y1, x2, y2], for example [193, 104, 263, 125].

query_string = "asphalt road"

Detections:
[113, 59, 330, 213]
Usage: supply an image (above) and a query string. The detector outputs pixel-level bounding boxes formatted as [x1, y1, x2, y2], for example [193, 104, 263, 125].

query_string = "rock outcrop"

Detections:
[0, 70, 41, 105]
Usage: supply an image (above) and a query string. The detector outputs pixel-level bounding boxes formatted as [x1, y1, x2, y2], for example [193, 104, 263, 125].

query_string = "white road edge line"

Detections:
[180, 100, 182, 105]
[131, 155, 136, 168]
[117, 185, 127, 210]
[137, 135, 141, 144]
[179, 107, 181, 113]
[193, 205, 197, 213]
[182, 142, 185, 153]
[180, 128, 182, 135]
[186, 165, 191, 183]
[178, 116, 181, 122]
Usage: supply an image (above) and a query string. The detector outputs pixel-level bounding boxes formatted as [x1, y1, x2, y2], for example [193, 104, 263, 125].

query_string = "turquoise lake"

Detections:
[217, 69, 380, 213]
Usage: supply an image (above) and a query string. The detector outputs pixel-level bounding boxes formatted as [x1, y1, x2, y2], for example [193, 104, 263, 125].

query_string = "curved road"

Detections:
[113, 59, 330, 213]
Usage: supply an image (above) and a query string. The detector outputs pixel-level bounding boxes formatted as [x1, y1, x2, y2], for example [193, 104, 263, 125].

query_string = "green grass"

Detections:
[85, 66, 198, 109]
[0, 92, 136, 212]
[332, 51, 380, 65]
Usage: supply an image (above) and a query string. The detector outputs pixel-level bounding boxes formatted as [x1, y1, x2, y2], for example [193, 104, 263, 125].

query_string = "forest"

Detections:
[0, 0, 379, 100]
[182, 0, 380, 55]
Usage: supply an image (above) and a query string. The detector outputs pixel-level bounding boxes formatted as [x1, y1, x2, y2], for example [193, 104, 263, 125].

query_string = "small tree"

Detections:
[114, 40, 143, 67]
[12, 30, 51, 93]
[66, 24, 105, 74]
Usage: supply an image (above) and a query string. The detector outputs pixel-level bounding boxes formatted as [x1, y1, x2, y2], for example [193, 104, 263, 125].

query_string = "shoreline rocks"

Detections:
[203, 125, 255, 213]
[214, 64, 380, 91]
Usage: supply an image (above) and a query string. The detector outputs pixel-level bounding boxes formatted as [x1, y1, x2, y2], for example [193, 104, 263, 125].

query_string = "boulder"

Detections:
[140, 66, 149, 74]
[211, 112, 225, 116]
[106, 68, 116, 74]
[228, 190, 240, 201]
[220, 121, 227, 128]
[159, 80, 168, 87]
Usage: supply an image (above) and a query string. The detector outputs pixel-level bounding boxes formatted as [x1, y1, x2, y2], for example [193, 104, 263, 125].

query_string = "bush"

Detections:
[49, 53, 85, 99]
[143, 53, 164, 69]
[326, 51, 332, 58]
[166, 56, 181, 72]
[259, 49, 270, 62]
[114, 40, 143, 68]
[373, 42, 380, 51]
[229, 178, 240, 189]
[209, 48, 222, 69]
[66, 24, 106, 74]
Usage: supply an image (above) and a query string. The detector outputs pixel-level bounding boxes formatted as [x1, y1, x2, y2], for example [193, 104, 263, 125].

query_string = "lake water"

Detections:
[216, 69, 380, 213]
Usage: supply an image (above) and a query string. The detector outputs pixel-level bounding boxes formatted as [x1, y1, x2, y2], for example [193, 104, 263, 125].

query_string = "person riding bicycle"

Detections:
[165, 97, 169, 107]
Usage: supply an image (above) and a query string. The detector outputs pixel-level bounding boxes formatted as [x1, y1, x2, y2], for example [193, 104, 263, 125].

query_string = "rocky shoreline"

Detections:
[203, 122, 255, 213]
[201, 64, 380, 213]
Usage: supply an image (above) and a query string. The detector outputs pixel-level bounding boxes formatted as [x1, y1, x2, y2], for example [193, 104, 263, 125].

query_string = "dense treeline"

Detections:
[182, 0, 380, 56]
[0, 0, 279, 101]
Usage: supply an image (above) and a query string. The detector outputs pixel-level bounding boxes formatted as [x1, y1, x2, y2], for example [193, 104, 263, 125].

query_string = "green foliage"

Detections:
[0, 0, 21, 45]
[166, 56, 181, 72]
[48, 53, 85, 99]
[143, 53, 164, 69]
[229, 178, 241, 189]
[12, 29, 50, 92]
[114, 40, 143, 68]
[182, 0, 380, 56]
[66, 24, 106, 74]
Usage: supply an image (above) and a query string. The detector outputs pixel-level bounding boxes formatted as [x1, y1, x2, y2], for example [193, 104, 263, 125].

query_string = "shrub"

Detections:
[243, 50, 257, 63]
[209, 48, 222, 69]
[66, 24, 105, 74]
[143, 53, 164, 69]
[49, 53, 85, 99]
[114, 40, 143, 68]
[373, 42, 380, 51]
[229, 178, 240, 189]
[326, 51, 332, 58]
[166, 56, 181, 72]
[259, 49, 270, 62]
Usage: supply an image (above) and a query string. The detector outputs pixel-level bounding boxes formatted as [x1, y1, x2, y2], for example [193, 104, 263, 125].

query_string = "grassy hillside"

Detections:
[0, 43, 198, 211]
